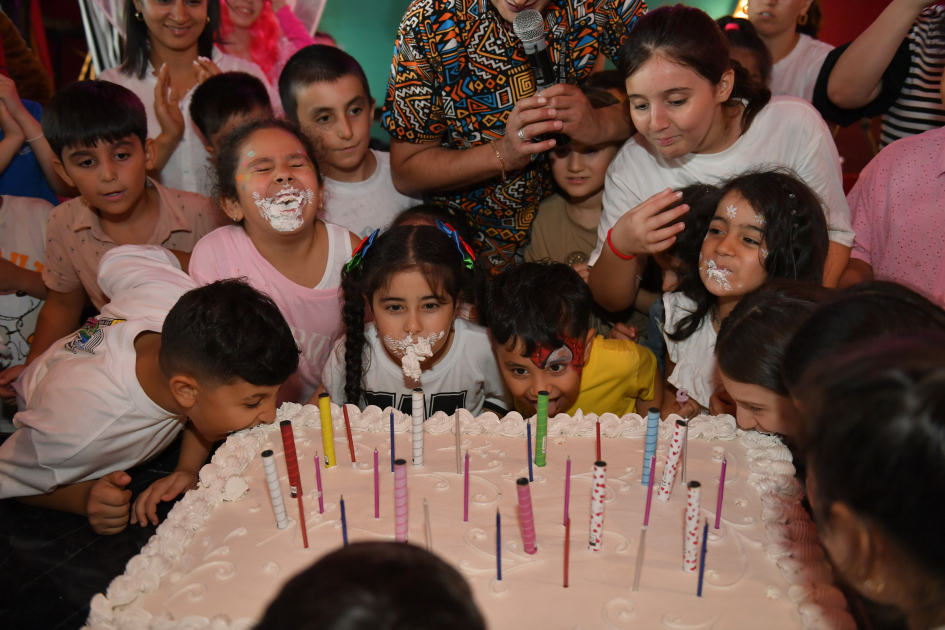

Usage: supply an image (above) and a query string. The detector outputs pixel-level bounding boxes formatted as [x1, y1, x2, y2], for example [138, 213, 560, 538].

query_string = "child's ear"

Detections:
[143, 137, 158, 171]
[583, 328, 596, 363]
[51, 157, 76, 189]
[194, 128, 214, 156]
[716, 68, 735, 104]
[169, 374, 200, 411]
[220, 197, 244, 223]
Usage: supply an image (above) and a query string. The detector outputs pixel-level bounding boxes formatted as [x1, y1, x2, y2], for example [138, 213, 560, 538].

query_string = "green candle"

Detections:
[535, 390, 548, 467]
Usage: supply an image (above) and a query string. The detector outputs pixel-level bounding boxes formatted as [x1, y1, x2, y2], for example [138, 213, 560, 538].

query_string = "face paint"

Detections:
[529, 334, 586, 375]
[383, 331, 446, 381]
[755, 213, 766, 225]
[247, 151, 255, 157]
[704, 259, 733, 291]
[253, 185, 315, 232]
[761, 247, 768, 259]
[726, 204, 738, 219]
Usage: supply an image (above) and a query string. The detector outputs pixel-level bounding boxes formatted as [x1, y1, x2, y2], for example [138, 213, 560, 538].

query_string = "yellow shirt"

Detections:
[566, 336, 658, 417]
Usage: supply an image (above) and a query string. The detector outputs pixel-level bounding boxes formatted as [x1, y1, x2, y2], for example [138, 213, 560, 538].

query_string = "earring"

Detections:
[863, 579, 885, 594]
[206, 15, 211, 24]
[135, 11, 144, 20]
[797, 13, 809, 26]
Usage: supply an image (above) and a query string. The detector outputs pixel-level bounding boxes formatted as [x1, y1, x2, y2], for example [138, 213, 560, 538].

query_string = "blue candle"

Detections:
[340, 495, 349, 547]
[496, 508, 502, 581]
[390, 411, 395, 473]
[526, 421, 534, 482]
[697, 519, 708, 596]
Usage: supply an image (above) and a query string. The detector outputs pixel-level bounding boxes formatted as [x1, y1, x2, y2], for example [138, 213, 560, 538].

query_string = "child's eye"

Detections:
[668, 99, 687, 107]
[743, 237, 760, 246]
[420, 302, 439, 311]
[385, 304, 403, 313]
[245, 400, 262, 410]
[632, 103, 648, 112]
[510, 367, 529, 377]
[747, 405, 763, 414]
[349, 107, 363, 116]
[77, 158, 94, 168]
[316, 115, 331, 124]
[552, 146, 571, 158]
[548, 363, 567, 373]
[708, 227, 724, 236]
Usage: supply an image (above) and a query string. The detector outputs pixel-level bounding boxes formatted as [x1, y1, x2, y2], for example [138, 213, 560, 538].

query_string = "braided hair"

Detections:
[341, 225, 473, 406]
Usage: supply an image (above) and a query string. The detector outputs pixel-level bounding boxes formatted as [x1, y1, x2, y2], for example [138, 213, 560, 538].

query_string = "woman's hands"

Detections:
[154, 63, 185, 143]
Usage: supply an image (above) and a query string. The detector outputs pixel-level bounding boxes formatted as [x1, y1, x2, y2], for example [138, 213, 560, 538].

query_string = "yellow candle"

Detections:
[319, 392, 336, 467]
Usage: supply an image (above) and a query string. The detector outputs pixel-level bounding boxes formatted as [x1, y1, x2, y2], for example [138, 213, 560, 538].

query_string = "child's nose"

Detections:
[338, 117, 354, 140]
[649, 104, 669, 132]
[404, 310, 422, 336]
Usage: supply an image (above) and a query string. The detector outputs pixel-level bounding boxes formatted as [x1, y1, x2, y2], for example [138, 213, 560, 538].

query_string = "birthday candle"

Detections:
[279, 421, 308, 548]
[682, 419, 690, 484]
[642, 408, 659, 486]
[526, 421, 534, 482]
[633, 455, 656, 591]
[563, 516, 571, 588]
[313, 452, 324, 514]
[684, 481, 702, 572]
[342, 403, 356, 468]
[340, 495, 348, 546]
[318, 393, 336, 468]
[535, 390, 548, 467]
[697, 518, 709, 596]
[423, 498, 433, 552]
[644, 455, 655, 526]
[411, 388, 424, 467]
[563, 456, 571, 526]
[596, 418, 602, 462]
[588, 460, 607, 552]
[516, 478, 538, 554]
[394, 458, 408, 542]
[455, 412, 462, 474]
[463, 451, 470, 522]
[715, 457, 727, 529]
[496, 508, 502, 581]
[390, 410, 395, 473]
[657, 419, 687, 501]
[374, 448, 380, 519]
[261, 450, 288, 530]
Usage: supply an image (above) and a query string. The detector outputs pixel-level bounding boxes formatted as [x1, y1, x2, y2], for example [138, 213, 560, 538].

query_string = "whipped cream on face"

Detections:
[383, 331, 446, 381]
[705, 259, 733, 291]
[253, 186, 315, 232]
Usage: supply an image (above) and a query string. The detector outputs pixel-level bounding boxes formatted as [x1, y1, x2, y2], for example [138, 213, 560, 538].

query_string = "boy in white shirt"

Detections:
[279, 45, 419, 237]
[0, 247, 300, 534]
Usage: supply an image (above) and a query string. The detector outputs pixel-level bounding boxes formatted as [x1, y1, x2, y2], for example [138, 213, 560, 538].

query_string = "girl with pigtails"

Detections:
[320, 223, 510, 416]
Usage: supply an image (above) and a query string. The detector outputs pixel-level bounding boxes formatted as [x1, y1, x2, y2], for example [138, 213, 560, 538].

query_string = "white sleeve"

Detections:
[321, 336, 348, 404]
[98, 245, 196, 322]
[590, 145, 645, 265]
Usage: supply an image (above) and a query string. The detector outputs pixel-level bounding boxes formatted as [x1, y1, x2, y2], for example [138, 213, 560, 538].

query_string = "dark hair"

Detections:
[782, 281, 945, 392]
[668, 169, 829, 342]
[796, 0, 822, 38]
[582, 86, 620, 109]
[585, 69, 625, 95]
[716, 280, 832, 396]
[798, 334, 945, 588]
[279, 44, 372, 123]
[120, 0, 221, 79]
[391, 204, 475, 245]
[212, 118, 322, 205]
[342, 225, 471, 406]
[618, 5, 771, 134]
[159, 279, 300, 387]
[253, 542, 486, 630]
[483, 261, 592, 357]
[43, 81, 148, 158]
[716, 16, 773, 86]
[189, 72, 272, 142]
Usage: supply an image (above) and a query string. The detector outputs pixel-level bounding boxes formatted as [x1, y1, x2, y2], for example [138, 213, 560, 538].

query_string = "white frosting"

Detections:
[382, 331, 445, 382]
[84, 405, 855, 630]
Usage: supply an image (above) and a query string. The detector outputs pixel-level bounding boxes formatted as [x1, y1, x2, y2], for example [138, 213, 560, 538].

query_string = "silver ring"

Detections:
[517, 128, 528, 142]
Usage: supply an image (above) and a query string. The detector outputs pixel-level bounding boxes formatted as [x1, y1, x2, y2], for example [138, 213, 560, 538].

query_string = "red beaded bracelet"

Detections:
[606, 228, 636, 260]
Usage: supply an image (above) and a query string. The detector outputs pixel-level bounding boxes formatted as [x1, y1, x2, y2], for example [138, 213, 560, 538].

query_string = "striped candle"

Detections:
[684, 481, 702, 572]
[318, 393, 336, 468]
[535, 390, 548, 467]
[261, 450, 288, 530]
[588, 460, 607, 552]
[279, 421, 302, 498]
[642, 408, 659, 486]
[411, 388, 424, 467]
[516, 478, 538, 554]
[657, 419, 687, 501]
[394, 459, 408, 542]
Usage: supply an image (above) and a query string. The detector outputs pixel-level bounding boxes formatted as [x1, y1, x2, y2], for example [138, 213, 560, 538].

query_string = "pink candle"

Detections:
[643, 455, 655, 527]
[516, 477, 538, 554]
[463, 451, 470, 522]
[563, 456, 571, 526]
[374, 448, 380, 519]
[595, 419, 601, 461]
[313, 452, 324, 514]
[715, 457, 727, 529]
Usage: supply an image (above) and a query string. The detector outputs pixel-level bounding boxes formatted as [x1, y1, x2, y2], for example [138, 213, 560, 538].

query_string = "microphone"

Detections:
[513, 9, 558, 92]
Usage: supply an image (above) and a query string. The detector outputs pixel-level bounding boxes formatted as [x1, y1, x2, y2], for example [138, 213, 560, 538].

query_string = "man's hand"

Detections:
[496, 93, 561, 171]
[131, 470, 198, 527]
[609, 188, 689, 257]
[538, 83, 610, 145]
[87, 471, 133, 535]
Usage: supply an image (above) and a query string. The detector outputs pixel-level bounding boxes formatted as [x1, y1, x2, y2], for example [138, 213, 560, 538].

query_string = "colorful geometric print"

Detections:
[64, 316, 125, 355]
[382, 0, 646, 272]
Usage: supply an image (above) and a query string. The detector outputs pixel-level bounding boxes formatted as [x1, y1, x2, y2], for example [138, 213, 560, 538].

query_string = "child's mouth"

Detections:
[705, 260, 733, 291]
[253, 187, 315, 232]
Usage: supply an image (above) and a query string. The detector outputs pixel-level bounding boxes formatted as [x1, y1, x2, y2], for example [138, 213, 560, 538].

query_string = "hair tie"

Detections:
[435, 219, 476, 270]
[344, 229, 380, 273]
[724, 22, 740, 31]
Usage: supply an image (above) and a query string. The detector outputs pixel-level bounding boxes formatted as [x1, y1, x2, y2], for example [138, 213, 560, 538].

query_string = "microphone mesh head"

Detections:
[513, 9, 545, 43]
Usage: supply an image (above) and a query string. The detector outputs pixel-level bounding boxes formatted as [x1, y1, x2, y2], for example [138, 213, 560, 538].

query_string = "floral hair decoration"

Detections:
[435, 219, 476, 270]
[344, 229, 380, 273]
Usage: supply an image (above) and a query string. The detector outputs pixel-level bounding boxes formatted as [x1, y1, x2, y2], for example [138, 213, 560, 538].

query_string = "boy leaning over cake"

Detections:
[483, 261, 663, 419]
[0, 246, 300, 534]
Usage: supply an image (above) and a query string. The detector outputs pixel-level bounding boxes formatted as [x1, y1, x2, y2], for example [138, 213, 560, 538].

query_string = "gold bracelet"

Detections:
[489, 139, 506, 183]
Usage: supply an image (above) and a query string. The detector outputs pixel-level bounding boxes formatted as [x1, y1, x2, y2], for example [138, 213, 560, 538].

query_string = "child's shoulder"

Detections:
[589, 335, 655, 367]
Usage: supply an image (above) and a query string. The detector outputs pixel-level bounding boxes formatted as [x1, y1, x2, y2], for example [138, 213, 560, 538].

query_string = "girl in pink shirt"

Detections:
[190, 118, 360, 403]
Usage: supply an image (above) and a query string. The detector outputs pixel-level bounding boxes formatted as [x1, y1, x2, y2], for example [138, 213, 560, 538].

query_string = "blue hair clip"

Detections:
[436, 219, 476, 270]
[344, 229, 380, 273]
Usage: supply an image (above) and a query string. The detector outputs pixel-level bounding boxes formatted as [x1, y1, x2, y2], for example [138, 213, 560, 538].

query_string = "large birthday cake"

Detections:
[84, 404, 856, 630]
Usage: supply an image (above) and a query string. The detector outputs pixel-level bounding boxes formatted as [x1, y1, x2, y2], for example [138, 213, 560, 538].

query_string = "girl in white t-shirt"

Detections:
[660, 170, 828, 419]
[320, 223, 509, 416]
[590, 5, 851, 315]
[190, 118, 360, 404]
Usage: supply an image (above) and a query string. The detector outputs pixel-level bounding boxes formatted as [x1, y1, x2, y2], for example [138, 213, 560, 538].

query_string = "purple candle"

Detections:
[314, 452, 324, 514]
[463, 451, 470, 522]
[496, 508, 502, 581]
[715, 457, 727, 529]
[374, 448, 380, 519]
[563, 456, 571, 526]
[643, 455, 655, 526]
[390, 411, 395, 473]
[526, 421, 533, 482]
